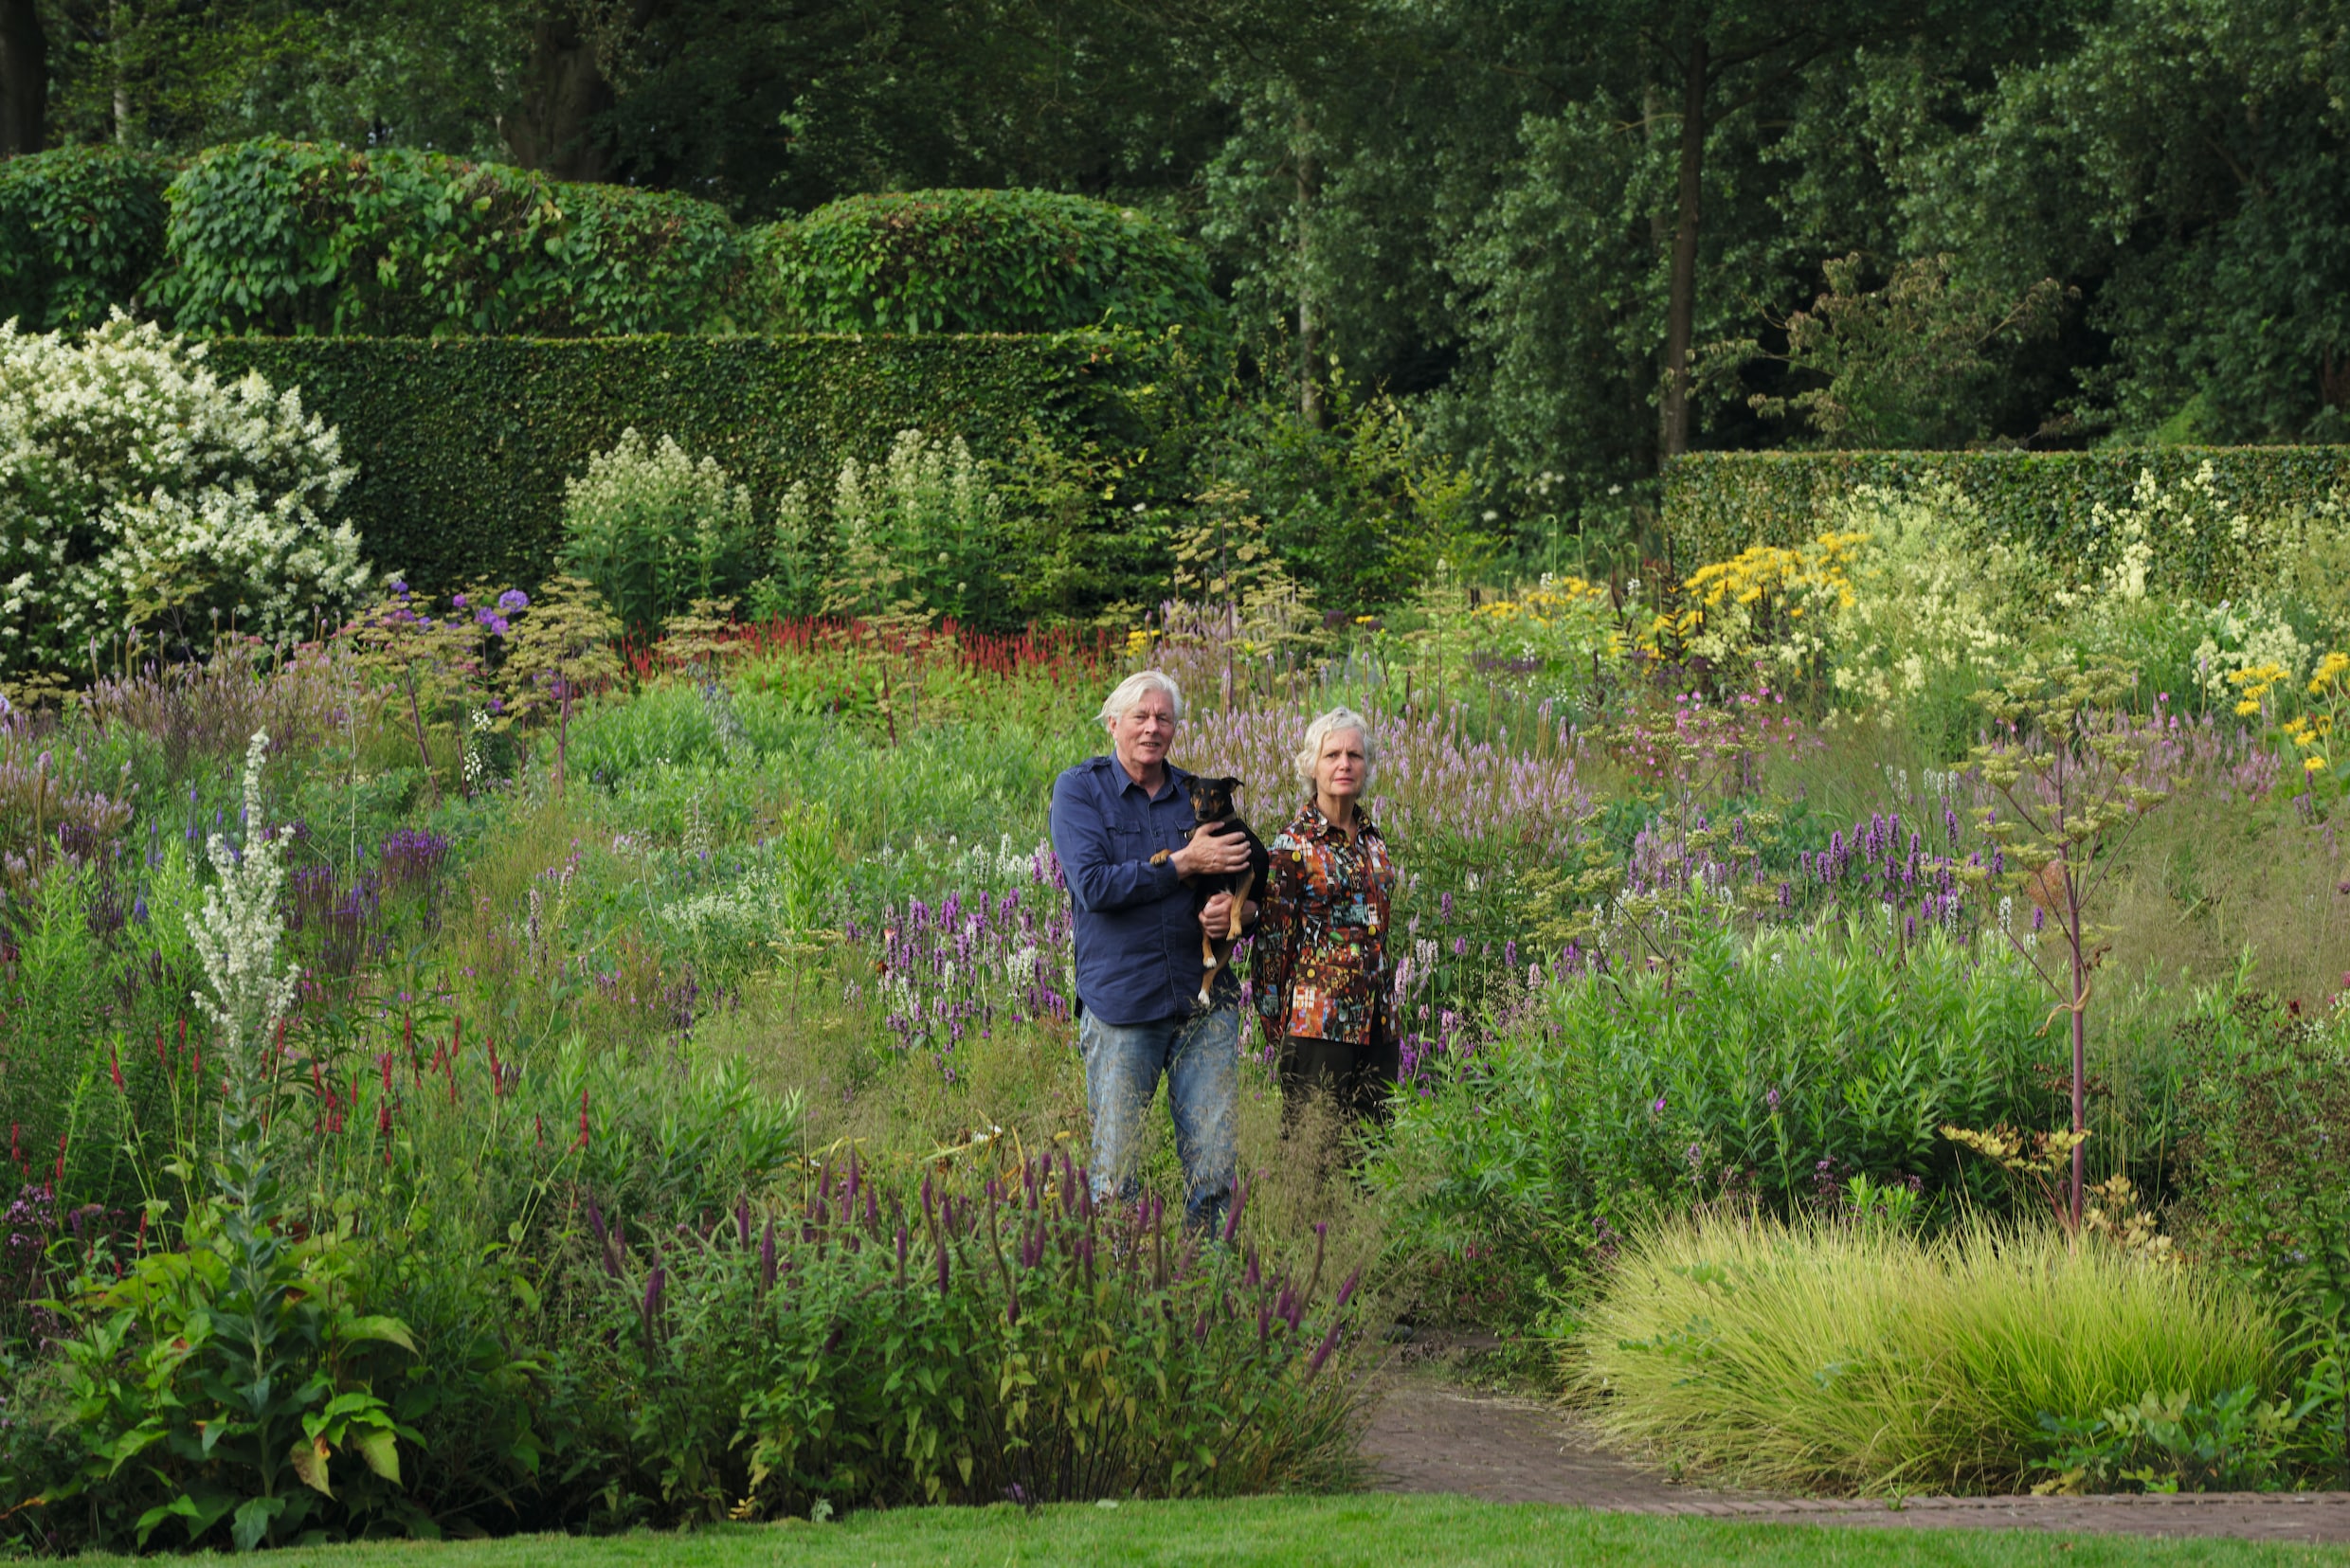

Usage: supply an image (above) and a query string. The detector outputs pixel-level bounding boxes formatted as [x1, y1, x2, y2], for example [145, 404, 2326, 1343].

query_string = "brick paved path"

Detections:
[1363, 1376, 2350, 1543]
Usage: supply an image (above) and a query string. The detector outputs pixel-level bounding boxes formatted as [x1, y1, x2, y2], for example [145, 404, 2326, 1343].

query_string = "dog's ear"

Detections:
[1220, 775, 1243, 792]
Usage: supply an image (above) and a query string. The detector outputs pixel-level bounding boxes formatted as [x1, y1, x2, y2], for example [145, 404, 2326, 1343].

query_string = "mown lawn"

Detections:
[99, 1495, 2350, 1568]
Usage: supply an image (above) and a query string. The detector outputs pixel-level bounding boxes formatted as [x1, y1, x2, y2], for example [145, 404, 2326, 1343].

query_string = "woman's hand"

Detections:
[1200, 894, 1257, 936]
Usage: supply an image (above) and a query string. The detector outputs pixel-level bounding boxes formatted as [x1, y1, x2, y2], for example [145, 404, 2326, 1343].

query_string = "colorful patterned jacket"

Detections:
[1252, 802, 1398, 1046]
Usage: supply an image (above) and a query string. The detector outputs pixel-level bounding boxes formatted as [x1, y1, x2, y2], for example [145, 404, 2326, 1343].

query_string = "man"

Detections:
[1048, 670, 1256, 1234]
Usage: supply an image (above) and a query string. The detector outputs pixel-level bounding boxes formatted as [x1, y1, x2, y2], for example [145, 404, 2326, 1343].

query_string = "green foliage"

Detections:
[561, 430, 756, 639]
[1722, 254, 2073, 449]
[0, 146, 176, 332]
[150, 139, 743, 337]
[1201, 381, 1491, 615]
[1577, 1214, 2282, 1495]
[560, 1154, 1363, 1523]
[2033, 1384, 2307, 1496]
[31, 1104, 421, 1551]
[198, 333, 1190, 603]
[1662, 447, 2350, 595]
[2180, 998, 2350, 1480]
[751, 189, 1221, 341]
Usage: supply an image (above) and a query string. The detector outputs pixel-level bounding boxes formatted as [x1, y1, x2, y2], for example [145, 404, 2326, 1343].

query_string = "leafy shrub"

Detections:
[2179, 996, 2350, 1479]
[2034, 1384, 2305, 1495]
[0, 146, 175, 331]
[551, 1153, 1364, 1523]
[751, 189, 1221, 340]
[1373, 914, 2149, 1326]
[561, 429, 755, 638]
[1578, 1214, 2282, 1494]
[0, 315, 371, 695]
[152, 139, 743, 337]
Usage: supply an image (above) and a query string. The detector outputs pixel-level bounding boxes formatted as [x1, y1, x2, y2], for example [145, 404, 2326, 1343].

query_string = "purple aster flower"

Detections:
[451, 593, 468, 608]
[390, 577, 409, 596]
[498, 588, 530, 613]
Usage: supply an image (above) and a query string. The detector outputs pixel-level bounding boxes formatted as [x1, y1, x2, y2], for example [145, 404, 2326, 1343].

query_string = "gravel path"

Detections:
[1362, 1375, 2350, 1543]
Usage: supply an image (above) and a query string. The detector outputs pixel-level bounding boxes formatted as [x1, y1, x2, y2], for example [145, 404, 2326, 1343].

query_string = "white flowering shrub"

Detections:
[823, 428, 1003, 626]
[560, 427, 755, 637]
[1824, 484, 2024, 707]
[0, 312, 370, 692]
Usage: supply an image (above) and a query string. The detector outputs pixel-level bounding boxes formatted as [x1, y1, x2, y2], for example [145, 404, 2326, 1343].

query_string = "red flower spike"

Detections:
[109, 1045, 123, 1090]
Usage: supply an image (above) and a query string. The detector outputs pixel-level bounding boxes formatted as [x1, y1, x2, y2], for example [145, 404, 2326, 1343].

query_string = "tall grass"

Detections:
[1577, 1214, 2282, 1494]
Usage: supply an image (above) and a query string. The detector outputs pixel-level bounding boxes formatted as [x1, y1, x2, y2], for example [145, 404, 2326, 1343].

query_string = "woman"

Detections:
[1253, 707, 1400, 1134]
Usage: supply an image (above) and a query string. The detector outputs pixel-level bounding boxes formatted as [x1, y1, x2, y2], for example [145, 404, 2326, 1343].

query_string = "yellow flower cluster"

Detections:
[2225, 660, 2293, 717]
[2309, 650, 2350, 696]
[1678, 531, 1867, 635]
[1469, 576, 1610, 626]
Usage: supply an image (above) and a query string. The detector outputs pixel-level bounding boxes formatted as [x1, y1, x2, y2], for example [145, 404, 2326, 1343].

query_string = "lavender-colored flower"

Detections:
[1765, 1087, 1781, 1112]
[451, 593, 468, 609]
[497, 588, 530, 614]
[2033, 904, 2047, 932]
[1651, 1093, 1667, 1115]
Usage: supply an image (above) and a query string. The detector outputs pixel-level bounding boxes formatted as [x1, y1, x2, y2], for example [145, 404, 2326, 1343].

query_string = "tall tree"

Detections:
[0, 0, 43, 154]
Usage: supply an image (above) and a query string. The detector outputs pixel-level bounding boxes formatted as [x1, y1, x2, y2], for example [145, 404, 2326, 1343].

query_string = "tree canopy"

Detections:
[7, 0, 2345, 529]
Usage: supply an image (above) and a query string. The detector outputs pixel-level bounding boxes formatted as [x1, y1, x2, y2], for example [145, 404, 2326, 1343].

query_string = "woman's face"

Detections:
[1314, 727, 1369, 805]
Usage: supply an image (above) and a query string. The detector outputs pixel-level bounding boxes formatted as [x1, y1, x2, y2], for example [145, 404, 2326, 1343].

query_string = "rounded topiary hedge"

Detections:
[750, 189, 1222, 340]
[150, 139, 745, 337]
[0, 145, 177, 332]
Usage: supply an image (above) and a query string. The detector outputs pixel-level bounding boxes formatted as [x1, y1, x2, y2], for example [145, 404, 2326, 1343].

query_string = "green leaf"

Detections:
[231, 1494, 286, 1553]
[354, 1428, 403, 1484]
[341, 1314, 419, 1353]
[289, 1434, 334, 1496]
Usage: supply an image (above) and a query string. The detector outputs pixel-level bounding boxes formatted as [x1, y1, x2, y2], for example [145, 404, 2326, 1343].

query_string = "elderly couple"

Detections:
[1048, 670, 1399, 1235]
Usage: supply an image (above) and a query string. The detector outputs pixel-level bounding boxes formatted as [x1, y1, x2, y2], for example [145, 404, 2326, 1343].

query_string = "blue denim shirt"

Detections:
[1050, 753, 1224, 1026]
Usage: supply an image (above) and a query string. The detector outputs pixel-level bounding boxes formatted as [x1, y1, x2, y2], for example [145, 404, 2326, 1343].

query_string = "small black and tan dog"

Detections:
[1151, 774, 1272, 1010]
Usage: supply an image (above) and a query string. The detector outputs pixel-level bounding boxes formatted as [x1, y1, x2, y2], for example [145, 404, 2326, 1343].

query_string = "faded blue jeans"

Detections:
[1077, 1004, 1238, 1235]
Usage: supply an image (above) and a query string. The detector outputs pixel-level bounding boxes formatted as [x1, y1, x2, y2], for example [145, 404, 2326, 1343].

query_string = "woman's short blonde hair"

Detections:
[1096, 669, 1184, 729]
[1292, 707, 1375, 787]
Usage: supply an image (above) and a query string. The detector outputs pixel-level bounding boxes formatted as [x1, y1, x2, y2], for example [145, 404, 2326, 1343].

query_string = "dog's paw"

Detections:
[1150, 849, 1172, 865]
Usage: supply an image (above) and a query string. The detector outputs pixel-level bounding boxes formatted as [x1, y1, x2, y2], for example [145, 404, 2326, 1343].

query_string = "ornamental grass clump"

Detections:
[1577, 1212, 2281, 1496]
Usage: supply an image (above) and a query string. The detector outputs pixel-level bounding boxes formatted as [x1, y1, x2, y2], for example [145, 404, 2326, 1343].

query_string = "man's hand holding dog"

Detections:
[1169, 827, 1253, 881]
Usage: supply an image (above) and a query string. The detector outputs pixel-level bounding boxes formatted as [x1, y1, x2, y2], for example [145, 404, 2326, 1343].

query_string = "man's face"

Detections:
[1111, 688, 1178, 777]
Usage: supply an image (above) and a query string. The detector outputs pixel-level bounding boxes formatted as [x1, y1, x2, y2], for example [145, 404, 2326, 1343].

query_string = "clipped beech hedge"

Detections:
[1663, 447, 2350, 580]
[201, 331, 1191, 594]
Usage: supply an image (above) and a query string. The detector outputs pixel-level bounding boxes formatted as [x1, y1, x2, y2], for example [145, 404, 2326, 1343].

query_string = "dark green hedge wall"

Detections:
[1664, 447, 2350, 574]
[202, 332, 1189, 595]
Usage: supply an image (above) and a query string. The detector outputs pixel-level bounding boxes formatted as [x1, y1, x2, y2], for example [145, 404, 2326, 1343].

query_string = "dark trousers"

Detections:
[1278, 1028, 1400, 1136]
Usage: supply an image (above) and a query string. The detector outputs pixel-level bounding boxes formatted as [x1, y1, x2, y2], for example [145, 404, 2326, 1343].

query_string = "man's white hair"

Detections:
[1097, 669, 1184, 729]
[1292, 706, 1375, 786]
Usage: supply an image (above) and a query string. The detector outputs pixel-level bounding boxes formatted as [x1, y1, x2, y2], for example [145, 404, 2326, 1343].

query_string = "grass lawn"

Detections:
[107, 1495, 2350, 1568]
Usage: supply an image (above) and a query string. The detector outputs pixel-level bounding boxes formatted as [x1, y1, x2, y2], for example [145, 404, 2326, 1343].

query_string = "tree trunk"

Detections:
[1659, 34, 1708, 462]
[504, 11, 614, 181]
[1295, 109, 1323, 429]
[0, 0, 45, 155]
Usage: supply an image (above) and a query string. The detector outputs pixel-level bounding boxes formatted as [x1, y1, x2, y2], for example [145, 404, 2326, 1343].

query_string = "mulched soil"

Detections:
[1361, 1372, 2350, 1543]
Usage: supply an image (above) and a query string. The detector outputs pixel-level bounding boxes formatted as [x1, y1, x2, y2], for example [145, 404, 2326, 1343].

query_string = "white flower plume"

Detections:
[191, 730, 298, 1065]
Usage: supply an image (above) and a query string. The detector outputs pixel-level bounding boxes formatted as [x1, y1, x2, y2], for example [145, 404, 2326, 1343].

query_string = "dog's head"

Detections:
[1186, 774, 1242, 821]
